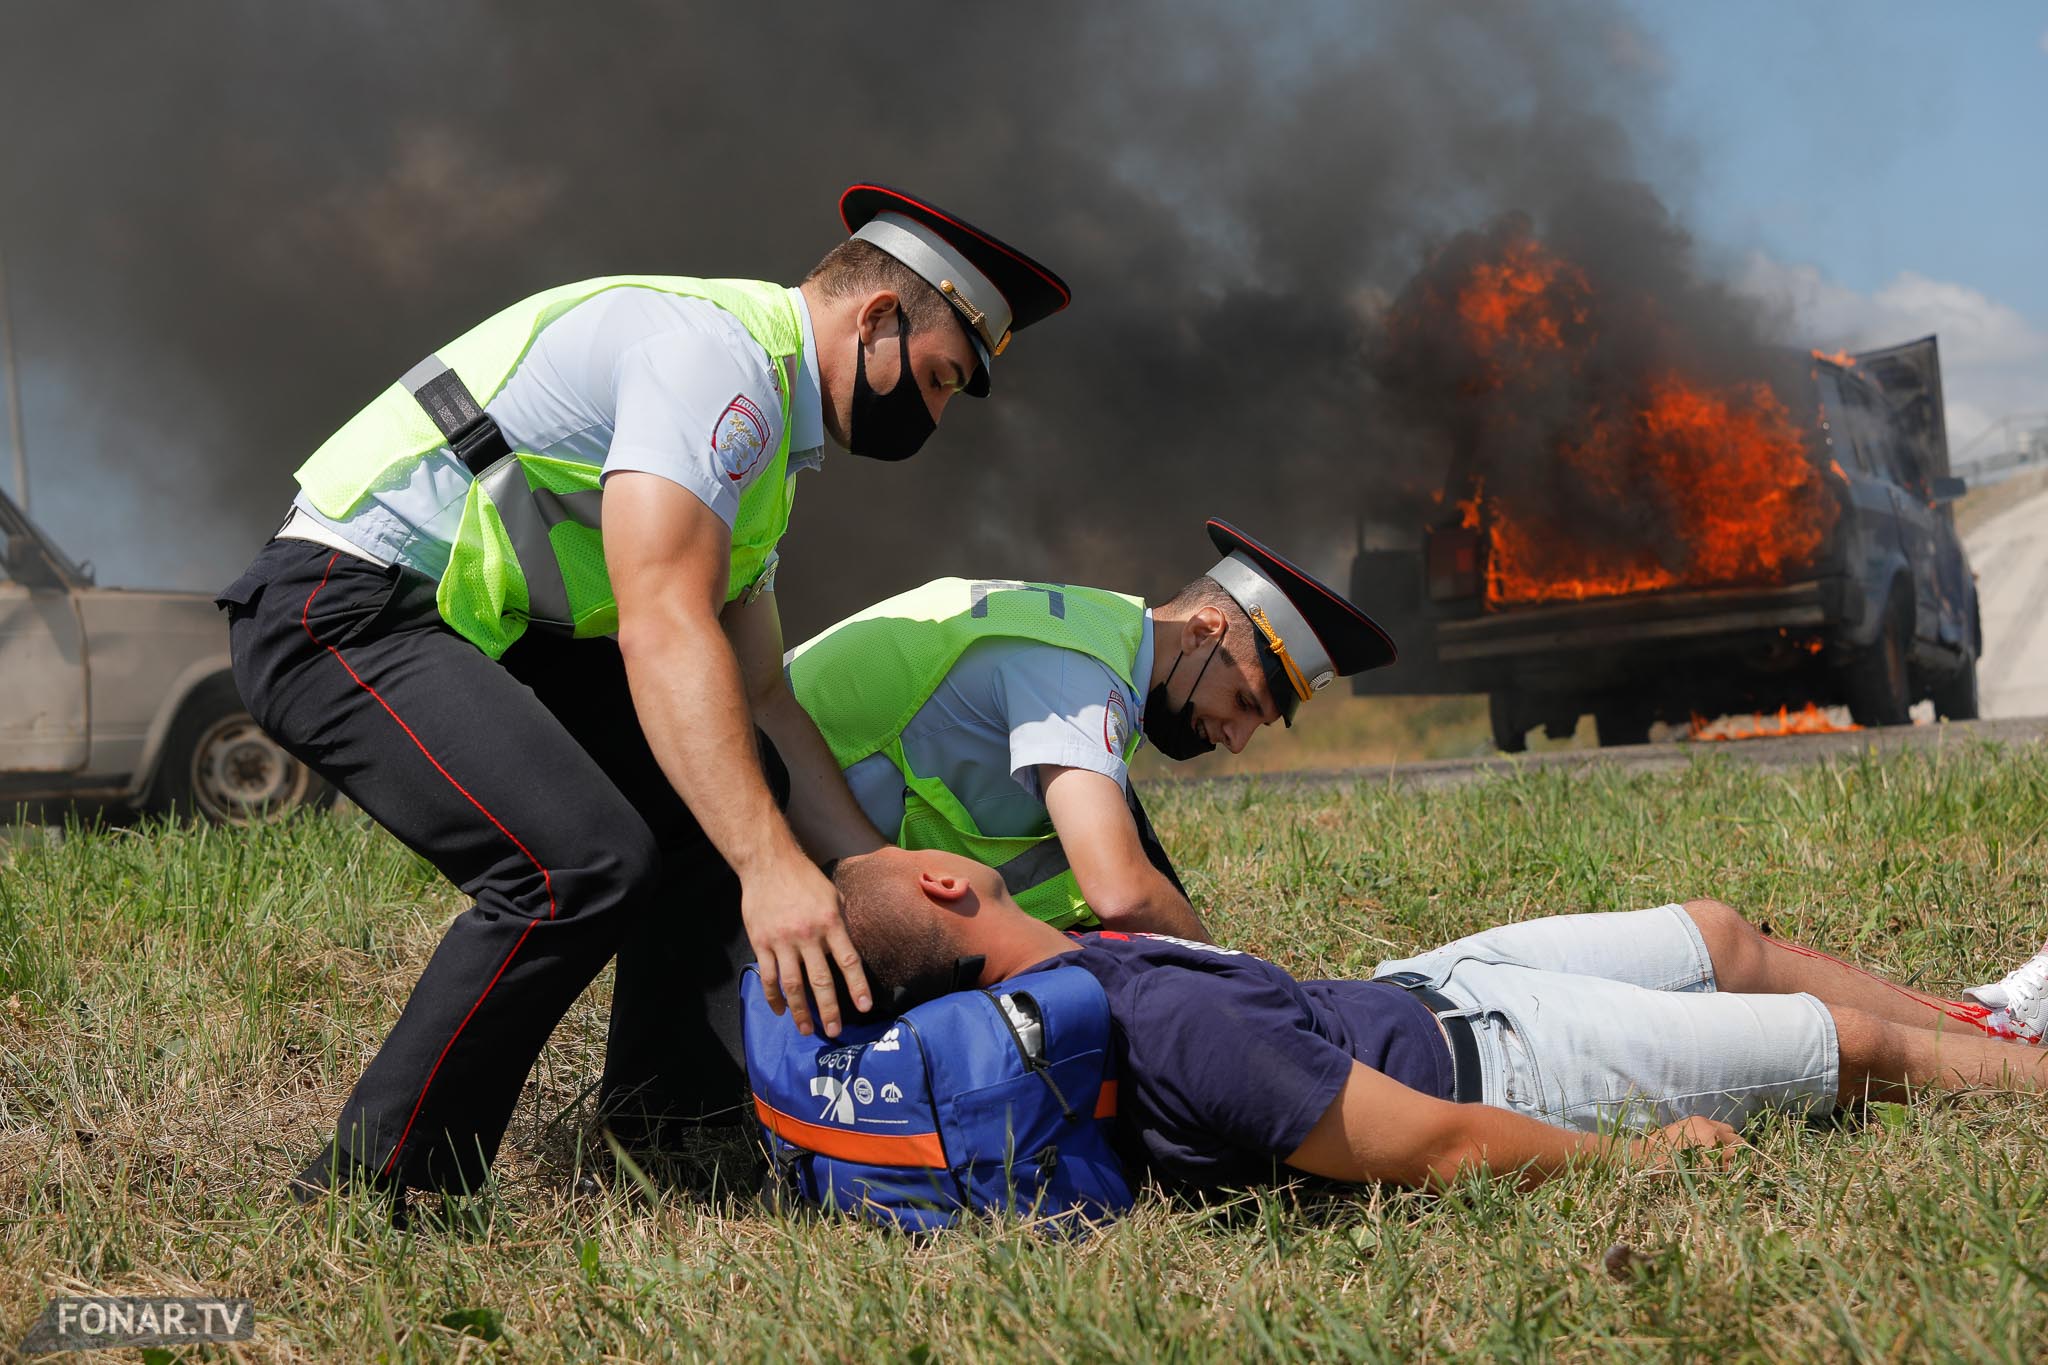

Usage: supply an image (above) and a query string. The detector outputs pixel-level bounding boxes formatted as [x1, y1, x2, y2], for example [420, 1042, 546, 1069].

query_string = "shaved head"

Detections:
[803, 239, 957, 336]
[831, 846, 1073, 1006]
[833, 851, 962, 1000]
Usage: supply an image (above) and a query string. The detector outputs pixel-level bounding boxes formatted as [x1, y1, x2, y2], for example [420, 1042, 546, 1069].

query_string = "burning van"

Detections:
[1353, 222, 1978, 749]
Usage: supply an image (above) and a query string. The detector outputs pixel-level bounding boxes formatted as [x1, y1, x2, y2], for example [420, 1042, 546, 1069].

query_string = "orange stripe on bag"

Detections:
[1094, 1081, 1118, 1118]
[754, 1096, 949, 1169]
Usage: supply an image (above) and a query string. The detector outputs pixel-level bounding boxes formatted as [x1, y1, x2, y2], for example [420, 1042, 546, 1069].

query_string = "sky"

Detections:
[1623, 1, 2048, 451]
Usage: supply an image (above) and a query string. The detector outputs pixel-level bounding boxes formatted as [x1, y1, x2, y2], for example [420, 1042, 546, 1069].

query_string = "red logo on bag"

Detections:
[712, 394, 771, 483]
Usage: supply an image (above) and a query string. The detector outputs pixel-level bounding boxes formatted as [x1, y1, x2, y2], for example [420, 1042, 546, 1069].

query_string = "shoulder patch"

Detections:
[1103, 688, 1131, 755]
[711, 393, 771, 484]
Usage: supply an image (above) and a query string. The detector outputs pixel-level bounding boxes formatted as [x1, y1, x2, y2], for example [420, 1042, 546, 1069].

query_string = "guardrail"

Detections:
[1952, 416, 2048, 489]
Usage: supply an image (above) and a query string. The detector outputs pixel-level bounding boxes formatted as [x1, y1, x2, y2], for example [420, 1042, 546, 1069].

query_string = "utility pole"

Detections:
[0, 238, 25, 511]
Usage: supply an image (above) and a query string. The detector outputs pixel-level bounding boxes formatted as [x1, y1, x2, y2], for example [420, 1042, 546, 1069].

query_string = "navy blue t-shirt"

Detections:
[1028, 931, 1454, 1187]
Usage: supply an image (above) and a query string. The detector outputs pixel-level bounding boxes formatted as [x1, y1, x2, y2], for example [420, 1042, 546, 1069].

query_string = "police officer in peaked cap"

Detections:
[217, 184, 1072, 1197]
[788, 519, 1398, 942]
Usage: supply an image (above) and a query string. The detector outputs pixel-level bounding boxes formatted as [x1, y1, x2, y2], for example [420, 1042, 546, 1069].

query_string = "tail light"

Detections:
[1427, 526, 1483, 601]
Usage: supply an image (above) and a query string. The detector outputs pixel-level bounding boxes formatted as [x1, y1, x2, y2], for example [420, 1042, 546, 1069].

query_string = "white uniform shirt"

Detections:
[288, 286, 826, 580]
[842, 616, 1157, 840]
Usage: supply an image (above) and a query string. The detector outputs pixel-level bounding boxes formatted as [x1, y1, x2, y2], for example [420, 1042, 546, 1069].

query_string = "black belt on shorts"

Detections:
[1376, 971, 1484, 1104]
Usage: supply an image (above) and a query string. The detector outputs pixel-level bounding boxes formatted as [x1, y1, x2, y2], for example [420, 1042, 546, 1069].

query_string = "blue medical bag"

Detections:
[742, 963, 1134, 1232]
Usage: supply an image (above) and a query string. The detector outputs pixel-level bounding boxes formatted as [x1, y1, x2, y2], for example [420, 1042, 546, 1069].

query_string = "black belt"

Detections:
[1377, 971, 1484, 1104]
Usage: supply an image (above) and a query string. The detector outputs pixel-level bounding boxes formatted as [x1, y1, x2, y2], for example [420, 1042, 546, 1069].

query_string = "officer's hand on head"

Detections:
[742, 856, 870, 1038]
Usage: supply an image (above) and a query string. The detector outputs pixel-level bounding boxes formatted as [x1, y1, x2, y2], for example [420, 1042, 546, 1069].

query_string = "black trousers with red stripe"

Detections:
[221, 537, 779, 1193]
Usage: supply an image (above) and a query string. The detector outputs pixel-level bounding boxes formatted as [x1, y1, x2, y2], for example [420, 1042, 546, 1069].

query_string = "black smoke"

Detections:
[1, 0, 1748, 636]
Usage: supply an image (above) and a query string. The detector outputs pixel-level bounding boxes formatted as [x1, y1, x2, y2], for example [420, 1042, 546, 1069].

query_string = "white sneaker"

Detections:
[1962, 941, 2048, 1044]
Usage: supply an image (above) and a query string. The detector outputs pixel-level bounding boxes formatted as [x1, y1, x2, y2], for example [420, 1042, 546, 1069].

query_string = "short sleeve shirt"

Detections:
[290, 285, 825, 577]
[842, 621, 1154, 840]
[1039, 932, 1454, 1187]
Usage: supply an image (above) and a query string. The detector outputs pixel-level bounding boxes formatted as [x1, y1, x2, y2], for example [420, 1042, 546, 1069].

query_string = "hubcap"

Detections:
[191, 717, 310, 822]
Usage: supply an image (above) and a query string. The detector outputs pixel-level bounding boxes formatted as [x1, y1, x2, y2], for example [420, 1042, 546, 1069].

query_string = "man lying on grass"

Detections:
[831, 847, 2047, 1189]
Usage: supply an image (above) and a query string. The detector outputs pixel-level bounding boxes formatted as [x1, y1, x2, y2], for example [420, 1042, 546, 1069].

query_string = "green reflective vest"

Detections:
[788, 577, 1148, 929]
[294, 276, 804, 658]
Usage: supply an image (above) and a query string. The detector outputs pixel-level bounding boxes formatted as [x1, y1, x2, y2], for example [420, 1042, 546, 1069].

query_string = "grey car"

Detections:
[0, 485, 327, 822]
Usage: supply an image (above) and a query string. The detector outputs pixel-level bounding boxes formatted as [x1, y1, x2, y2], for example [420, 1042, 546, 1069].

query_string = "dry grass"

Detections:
[5, 743, 2048, 1360]
[1954, 465, 2048, 539]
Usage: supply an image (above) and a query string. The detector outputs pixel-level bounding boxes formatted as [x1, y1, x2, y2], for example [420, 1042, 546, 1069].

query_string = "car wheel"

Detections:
[1931, 653, 1979, 722]
[1842, 591, 1912, 728]
[1595, 706, 1653, 748]
[1489, 690, 1528, 753]
[147, 677, 333, 824]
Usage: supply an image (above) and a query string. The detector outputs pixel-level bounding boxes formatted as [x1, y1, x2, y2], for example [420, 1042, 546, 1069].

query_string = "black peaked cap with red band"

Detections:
[1203, 519, 1398, 724]
[840, 183, 1071, 396]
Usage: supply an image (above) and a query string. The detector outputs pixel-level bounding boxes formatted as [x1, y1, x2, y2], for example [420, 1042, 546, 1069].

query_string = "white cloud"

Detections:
[1737, 253, 2048, 453]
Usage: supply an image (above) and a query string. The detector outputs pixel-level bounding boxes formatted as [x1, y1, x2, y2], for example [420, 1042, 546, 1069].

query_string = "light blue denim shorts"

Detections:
[1375, 904, 1841, 1132]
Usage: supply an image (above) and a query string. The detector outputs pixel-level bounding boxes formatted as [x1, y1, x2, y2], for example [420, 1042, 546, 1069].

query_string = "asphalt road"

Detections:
[1965, 482, 2048, 720]
[1178, 714, 2048, 793]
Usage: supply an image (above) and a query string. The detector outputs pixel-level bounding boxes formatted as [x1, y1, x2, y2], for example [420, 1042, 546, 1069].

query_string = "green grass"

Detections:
[5, 743, 2048, 1360]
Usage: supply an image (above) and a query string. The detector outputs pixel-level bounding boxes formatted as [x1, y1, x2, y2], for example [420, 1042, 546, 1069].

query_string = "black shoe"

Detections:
[598, 1085, 750, 1155]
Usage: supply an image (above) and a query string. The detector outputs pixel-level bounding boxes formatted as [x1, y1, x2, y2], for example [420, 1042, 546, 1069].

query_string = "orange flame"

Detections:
[1481, 377, 1833, 605]
[1456, 478, 1484, 531]
[1811, 348, 1856, 368]
[1689, 703, 1861, 741]
[1431, 233, 1837, 608]
[1451, 239, 1593, 394]
[1460, 239, 1590, 357]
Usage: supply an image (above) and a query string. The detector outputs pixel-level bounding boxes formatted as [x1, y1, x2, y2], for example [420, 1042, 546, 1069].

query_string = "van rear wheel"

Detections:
[1595, 707, 1653, 748]
[1843, 593, 1912, 728]
[1489, 691, 1528, 753]
[1931, 653, 1979, 722]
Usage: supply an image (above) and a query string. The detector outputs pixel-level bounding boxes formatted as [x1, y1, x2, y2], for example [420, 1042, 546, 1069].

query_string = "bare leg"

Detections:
[1833, 1005, 2048, 1102]
[1682, 898, 2003, 1036]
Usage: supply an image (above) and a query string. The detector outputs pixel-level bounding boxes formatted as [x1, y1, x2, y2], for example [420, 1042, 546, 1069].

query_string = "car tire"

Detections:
[1595, 706, 1653, 748]
[1489, 691, 1528, 753]
[1931, 653, 1979, 722]
[1843, 591, 1912, 728]
[145, 676, 333, 824]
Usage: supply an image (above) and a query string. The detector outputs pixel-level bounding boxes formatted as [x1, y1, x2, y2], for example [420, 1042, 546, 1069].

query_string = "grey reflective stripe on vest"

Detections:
[533, 487, 603, 531]
[970, 580, 1065, 619]
[993, 837, 1076, 894]
[400, 353, 485, 435]
[402, 349, 580, 629]
[474, 456, 575, 628]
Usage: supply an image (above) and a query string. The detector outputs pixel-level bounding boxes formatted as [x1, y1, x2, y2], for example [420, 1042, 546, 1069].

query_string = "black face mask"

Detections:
[848, 309, 936, 461]
[1142, 638, 1221, 760]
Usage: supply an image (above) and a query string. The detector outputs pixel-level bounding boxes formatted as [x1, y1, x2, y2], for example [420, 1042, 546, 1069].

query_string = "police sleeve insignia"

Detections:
[711, 394, 771, 484]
